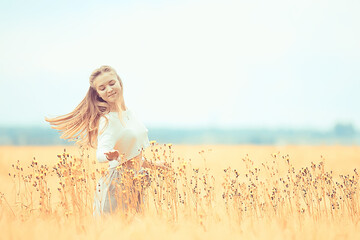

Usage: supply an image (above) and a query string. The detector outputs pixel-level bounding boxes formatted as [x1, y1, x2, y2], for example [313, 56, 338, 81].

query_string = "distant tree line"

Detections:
[0, 123, 359, 146]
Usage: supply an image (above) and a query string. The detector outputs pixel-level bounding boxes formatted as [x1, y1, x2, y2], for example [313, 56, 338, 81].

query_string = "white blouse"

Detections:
[96, 107, 150, 169]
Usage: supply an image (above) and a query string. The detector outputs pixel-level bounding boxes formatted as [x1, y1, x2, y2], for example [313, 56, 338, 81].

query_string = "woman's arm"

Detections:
[96, 116, 120, 163]
[142, 158, 171, 170]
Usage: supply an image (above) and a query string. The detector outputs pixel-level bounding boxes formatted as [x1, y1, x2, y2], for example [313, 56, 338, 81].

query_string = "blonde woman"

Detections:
[45, 65, 165, 216]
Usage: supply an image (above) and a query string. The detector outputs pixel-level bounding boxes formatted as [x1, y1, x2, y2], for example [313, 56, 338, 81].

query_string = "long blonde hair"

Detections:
[44, 65, 125, 148]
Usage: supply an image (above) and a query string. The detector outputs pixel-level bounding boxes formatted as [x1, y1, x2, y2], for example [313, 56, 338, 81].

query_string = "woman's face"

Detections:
[93, 72, 122, 103]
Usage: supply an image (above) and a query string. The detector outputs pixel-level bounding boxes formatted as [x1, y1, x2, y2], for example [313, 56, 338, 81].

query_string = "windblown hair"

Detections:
[45, 65, 125, 149]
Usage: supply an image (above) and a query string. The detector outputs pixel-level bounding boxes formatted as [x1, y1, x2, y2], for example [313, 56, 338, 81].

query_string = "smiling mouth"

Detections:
[108, 93, 116, 97]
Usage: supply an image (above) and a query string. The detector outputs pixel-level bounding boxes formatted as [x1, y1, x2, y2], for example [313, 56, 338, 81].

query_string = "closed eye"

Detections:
[98, 80, 115, 91]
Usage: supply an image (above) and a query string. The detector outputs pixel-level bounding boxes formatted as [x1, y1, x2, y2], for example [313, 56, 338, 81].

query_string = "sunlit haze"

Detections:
[1, 0, 359, 130]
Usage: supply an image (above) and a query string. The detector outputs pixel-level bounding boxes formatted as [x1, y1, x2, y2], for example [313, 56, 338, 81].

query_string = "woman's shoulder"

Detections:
[98, 114, 109, 129]
[127, 106, 140, 116]
[99, 107, 130, 124]
[99, 106, 133, 121]
[98, 112, 115, 128]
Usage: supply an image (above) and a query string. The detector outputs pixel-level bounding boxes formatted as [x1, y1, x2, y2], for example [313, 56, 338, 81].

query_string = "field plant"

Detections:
[1, 143, 359, 236]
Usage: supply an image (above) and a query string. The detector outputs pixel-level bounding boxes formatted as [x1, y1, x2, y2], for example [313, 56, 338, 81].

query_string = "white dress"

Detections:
[93, 107, 151, 216]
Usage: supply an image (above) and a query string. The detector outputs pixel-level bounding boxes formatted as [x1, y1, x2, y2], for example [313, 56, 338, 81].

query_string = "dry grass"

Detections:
[0, 144, 360, 239]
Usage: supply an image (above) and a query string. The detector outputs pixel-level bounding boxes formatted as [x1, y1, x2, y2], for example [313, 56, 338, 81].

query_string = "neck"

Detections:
[109, 100, 126, 112]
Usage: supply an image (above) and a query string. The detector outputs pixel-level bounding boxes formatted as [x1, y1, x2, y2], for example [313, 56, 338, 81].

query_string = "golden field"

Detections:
[0, 144, 360, 239]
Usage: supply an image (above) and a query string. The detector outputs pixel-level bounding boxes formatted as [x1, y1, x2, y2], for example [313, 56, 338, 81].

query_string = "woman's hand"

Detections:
[143, 159, 171, 170]
[104, 150, 120, 161]
[154, 161, 171, 170]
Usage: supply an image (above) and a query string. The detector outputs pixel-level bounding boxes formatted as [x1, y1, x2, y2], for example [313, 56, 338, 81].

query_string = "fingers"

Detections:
[106, 150, 119, 154]
[105, 150, 119, 156]
[104, 150, 119, 161]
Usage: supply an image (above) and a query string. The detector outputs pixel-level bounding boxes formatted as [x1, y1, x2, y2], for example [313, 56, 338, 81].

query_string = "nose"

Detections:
[106, 85, 113, 93]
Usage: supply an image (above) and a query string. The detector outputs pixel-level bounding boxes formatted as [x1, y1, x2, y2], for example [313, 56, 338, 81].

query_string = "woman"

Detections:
[45, 65, 163, 216]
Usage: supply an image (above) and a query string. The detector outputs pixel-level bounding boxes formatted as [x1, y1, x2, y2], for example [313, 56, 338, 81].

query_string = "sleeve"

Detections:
[96, 116, 116, 163]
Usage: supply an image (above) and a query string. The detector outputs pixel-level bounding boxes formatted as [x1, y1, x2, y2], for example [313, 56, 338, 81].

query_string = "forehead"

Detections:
[93, 72, 117, 87]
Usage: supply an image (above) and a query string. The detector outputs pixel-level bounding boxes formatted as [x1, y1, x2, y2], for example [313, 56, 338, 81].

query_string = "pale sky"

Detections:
[0, 0, 359, 130]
